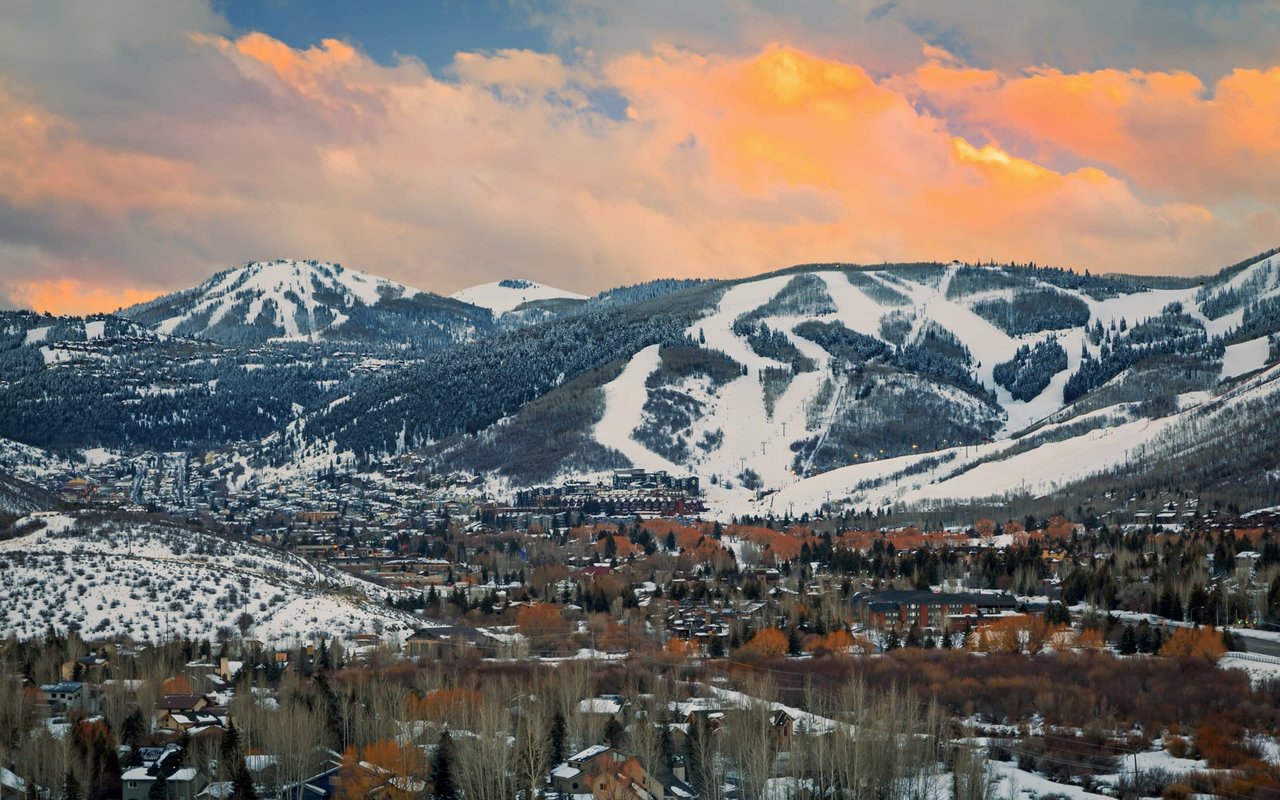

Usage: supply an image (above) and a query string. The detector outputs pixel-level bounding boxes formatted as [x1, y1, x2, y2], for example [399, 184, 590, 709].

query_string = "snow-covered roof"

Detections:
[569, 744, 611, 762]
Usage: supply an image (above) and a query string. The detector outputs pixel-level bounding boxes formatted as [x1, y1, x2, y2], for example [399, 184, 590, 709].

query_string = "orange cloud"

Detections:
[907, 56, 1280, 204]
[0, 31, 1273, 316]
[9, 279, 159, 316]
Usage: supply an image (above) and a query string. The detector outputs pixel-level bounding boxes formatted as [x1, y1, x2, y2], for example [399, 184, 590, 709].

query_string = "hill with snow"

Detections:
[0, 512, 427, 643]
[451, 279, 586, 317]
[349, 253, 1280, 516]
[123, 259, 490, 345]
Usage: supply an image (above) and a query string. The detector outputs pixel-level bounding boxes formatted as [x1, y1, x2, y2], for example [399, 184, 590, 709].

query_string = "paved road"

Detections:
[1232, 631, 1280, 657]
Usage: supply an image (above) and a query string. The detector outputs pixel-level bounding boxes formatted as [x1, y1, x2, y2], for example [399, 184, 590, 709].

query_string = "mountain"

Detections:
[4, 250, 1279, 520]
[285, 252, 1280, 517]
[451, 278, 587, 325]
[0, 511, 426, 643]
[0, 267, 697, 454]
[122, 259, 491, 346]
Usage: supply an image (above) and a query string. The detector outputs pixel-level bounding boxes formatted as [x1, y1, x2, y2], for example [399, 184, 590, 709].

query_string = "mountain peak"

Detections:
[121, 259, 429, 343]
[451, 279, 586, 317]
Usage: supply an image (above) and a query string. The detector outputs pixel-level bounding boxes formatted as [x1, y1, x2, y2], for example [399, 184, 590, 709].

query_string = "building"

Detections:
[855, 589, 1017, 631]
[40, 681, 88, 716]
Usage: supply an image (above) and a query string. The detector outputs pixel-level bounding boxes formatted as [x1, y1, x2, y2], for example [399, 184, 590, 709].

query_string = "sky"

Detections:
[2, 1, 1280, 315]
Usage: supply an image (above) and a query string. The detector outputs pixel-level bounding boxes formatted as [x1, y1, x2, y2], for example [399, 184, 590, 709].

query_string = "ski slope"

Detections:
[452, 280, 586, 316]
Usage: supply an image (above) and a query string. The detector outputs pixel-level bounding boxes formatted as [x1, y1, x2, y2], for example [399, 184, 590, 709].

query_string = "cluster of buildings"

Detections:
[512, 469, 704, 516]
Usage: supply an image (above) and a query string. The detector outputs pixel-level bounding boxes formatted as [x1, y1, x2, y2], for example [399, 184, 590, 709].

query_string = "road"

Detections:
[1233, 630, 1280, 657]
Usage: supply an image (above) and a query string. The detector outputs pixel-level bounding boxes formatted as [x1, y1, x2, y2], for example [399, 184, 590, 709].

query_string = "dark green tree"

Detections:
[548, 712, 567, 766]
[432, 731, 458, 800]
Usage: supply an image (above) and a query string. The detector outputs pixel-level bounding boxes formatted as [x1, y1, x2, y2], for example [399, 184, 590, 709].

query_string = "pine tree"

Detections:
[64, 770, 82, 800]
[147, 772, 167, 800]
[603, 718, 624, 748]
[884, 628, 901, 651]
[548, 712, 567, 766]
[1118, 626, 1138, 655]
[432, 731, 458, 800]
[230, 763, 257, 800]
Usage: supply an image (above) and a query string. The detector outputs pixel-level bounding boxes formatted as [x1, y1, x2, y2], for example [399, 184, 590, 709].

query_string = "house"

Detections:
[1, 767, 28, 800]
[122, 746, 207, 800]
[40, 681, 88, 716]
[155, 694, 213, 732]
[122, 767, 207, 800]
[278, 766, 341, 800]
[403, 626, 483, 660]
[550, 745, 697, 800]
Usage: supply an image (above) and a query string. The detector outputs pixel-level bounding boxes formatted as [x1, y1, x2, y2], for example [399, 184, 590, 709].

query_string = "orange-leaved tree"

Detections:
[517, 603, 569, 640]
[1160, 626, 1226, 661]
[739, 627, 788, 659]
[337, 740, 426, 799]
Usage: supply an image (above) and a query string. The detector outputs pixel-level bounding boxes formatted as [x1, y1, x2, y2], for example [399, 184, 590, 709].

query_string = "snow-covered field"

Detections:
[0, 513, 430, 645]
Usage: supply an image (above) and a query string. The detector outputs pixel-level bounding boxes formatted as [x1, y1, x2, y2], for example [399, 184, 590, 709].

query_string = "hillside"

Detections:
[0, 512, 425, 643]
[451, 278, 587, 325]
[354, 254, 1278, 506]
[3, 250, 1279, 520]
[122, 259, 491, 346]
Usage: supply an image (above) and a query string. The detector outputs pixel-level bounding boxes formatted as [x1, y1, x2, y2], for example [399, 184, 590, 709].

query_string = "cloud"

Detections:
[0, 2, 1276, 315]
[5, 279, 160, 317]
[906, 55, 1280, 205]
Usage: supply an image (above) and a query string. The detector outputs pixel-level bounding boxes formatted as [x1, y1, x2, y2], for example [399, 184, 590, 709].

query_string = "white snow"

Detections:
[23, 326, 50, 345]
[451, 280, 585, 316]
[593, 344, 682, 472]
[1221, 336, 1272, 381]
[1220, 653, 1280, 685]
[152, 260, 419, 338]
[83, 320, 105, 340]
[0, 513, 430, 645]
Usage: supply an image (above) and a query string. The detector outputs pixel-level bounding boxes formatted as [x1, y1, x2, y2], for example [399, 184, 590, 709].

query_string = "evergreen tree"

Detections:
[548, 712, 567, 766]
[1118, 626, 1138, 655]
[432, 731, 458, 800]
[147, 772, 167, 800]
[230, 763, 257, 800]
[603, 718, 624, 749]
[884, 628, 901, 651]
[707, 635, 726, 659]
[905, 624, 923, 648]
[64, 770, 82, 800]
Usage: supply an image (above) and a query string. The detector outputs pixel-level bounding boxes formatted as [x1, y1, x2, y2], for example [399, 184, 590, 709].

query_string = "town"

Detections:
[3, 479, 1280, 799]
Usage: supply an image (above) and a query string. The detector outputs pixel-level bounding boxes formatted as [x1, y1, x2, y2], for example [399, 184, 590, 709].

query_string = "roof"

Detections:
[41, 681, 84, 693]
[569, 744, 611, 763]
[860, 589, 1017, 608]
[156, 694, 207, 709]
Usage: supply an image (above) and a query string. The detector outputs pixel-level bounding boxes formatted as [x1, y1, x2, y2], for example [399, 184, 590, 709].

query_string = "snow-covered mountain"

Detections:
[313, 252, 1280, 515]
[6, 249, 1280, 520]
[451, 278, 588, 328]
[451, 278, 586, 317]
[123, 259, 490, 345]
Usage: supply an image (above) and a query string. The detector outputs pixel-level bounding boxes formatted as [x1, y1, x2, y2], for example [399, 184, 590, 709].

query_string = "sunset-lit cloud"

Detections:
[6, 279, 160, 317]
[0, 1, 1277, 314]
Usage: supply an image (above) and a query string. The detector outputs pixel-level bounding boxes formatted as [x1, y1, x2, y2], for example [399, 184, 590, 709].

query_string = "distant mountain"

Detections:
[285, 252, 1280, 514]
[6, 251, 1280, 519]
[122, 259, 490, 346]
[451, 278, 587, 320]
